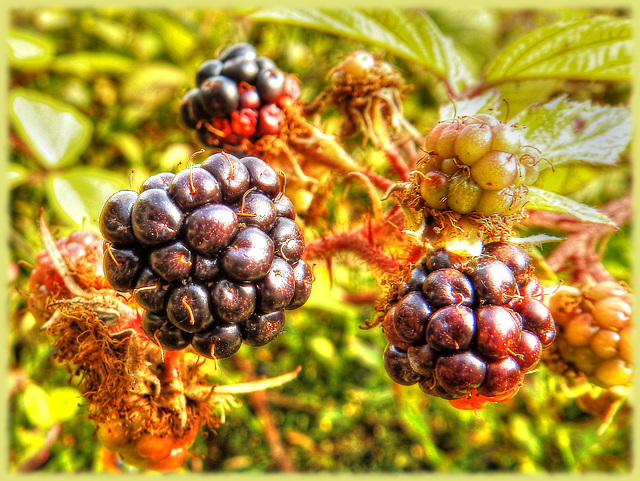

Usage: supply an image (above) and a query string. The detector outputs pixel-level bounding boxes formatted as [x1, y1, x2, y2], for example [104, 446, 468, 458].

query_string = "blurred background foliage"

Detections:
[7, 7, 632, 473]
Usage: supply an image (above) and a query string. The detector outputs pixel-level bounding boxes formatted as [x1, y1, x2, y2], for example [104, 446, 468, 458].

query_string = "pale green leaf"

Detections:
[438, 89, 503, 121]
[250, 8, 475, 95]
[513, 96, 631, 169]
[9, 88, 93, 168]
[485, 16, 632, 84]
[142, 11, 198, 63]
[51, 52, 136, 79]
[20, 384, 52, 428]
[527, 187, 616, 227]
[46, 167, 130, 231]
[8, 163, 29, 189]
[48, 387, 81, 423]
[8, 29, 54, 69]
[121, 62, 186, 107]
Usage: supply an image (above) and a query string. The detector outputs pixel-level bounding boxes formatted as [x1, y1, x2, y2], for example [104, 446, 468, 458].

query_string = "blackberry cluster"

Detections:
[546, 282, 632, 389]
[180, 42, 301, 150]
[381, 242, 555, 408]
[99, 152, 313, 360]
[417, 114, 541, 216]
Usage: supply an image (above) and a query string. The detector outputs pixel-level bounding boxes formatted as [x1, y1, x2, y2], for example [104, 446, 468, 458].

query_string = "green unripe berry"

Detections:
[490, 123, 524, 152]
[418, 153, 443, 174]
[440, 158, 462, 176]
[446, 173, 482, 214]
[471, 151, 518, 191]
[474, 188, 515, 215]
[435, 122, 463, 159]
[340, 50, 375, 79]
[454, 123, 493, 166]
[518, 146, 541, 186]
[425, 122, 449, 152]
[420, 171, 449, 209]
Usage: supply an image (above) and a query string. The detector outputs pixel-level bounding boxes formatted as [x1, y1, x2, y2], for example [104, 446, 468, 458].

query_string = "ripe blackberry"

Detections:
[379, 242, 556, 409]
[179, 42, 300, 151]
[545, 281, 632, 389]
[100, 152, 313, 360]
[413, 113, 542, 218]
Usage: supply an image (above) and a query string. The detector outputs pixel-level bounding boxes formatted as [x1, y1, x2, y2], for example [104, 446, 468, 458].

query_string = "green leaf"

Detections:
[513, 96, 631, 169]
[21, 384, 52, 428]
[48, 387, 81, 423]
[51, 52, 136, 79]
[46, 166, 130, 231]
[438, 89, 502, 121]
[250, 8, 475, 95]
[8, 163, 29, 189]
[142, 11, 197, 63]
[121, 62, 186, 107]
[485, 16, 632, 84]
[9, 88, 93, 168]
[8, 29, 55, 70]
[527, 187, 616, 227]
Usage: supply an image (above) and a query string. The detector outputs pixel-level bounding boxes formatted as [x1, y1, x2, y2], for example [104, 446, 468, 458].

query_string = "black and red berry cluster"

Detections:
[180, 42, 301, 151]
[99, 152, 312, 359]
[381, 242, 556, 408]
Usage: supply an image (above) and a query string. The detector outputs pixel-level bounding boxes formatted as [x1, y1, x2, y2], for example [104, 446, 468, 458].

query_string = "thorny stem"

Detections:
[304, 211, 404, 274]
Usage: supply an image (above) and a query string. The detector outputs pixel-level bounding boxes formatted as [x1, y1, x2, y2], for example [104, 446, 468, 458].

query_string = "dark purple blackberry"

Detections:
[217, 42, 257, 62]
[288, 260, 313, 310]
[435, 351, 486, 396]
[100, 152, 311, 361]
[179, 43, 300, 152]
[200, 75, 239, 117]
[257, 257, 295, 311]
[426, 305, 475, 351]
[133, 267, 168, 314]
[221, 227, 274, 282]
[269, 217, 305, 263]
[201, 152, 251, 202]
[383, 344, 423, 386]
[466, 257, 516, 305]
[142, 311, 193, 351]
[232, 191, 277, 231]
[131, 189, 183, 246]
[149, 241, 193, 282]
[169, 167, 221, 210]
[184, 204, 238, 256]
[422, 268, 473, 309]
[195, 59, 223, 86]
[255, 68, 286, 104]
[210, 278, 256, 323]
[191, 322, 243, 359]
[221, 56, 260, 84]
[140, 172, 175, 193]
[392, 292, 432, 345]
[103, 245, 141, 291]
[377, 242, 556, 408]
[242, 310, 286, 347]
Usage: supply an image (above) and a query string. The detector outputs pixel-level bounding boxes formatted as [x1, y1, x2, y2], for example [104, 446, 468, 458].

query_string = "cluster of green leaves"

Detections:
[7, 7, 632, 474]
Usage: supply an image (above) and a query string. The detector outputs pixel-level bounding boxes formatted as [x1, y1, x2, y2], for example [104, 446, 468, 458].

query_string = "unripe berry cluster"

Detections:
[96, 416, 199, 472]
[546, 281, 632, 389]
[416, 115, 541, 216]
[28, 230, 110, 324]
[381, 242, 555, 409]
[180, 42, 301, 151]
[99, 152, 313, 360]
